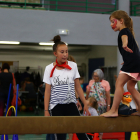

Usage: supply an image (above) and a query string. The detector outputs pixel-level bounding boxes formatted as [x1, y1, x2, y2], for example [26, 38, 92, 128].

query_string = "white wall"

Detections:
[0, 45, 117, 82]
[0, 8, 122, 81]
[0, 51, 55, 78]
[0, 8, 140, 46]
[88, 45, 117, 67]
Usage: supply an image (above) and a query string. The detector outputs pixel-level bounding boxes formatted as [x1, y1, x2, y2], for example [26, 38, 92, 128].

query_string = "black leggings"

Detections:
[50, 103, 89, 140]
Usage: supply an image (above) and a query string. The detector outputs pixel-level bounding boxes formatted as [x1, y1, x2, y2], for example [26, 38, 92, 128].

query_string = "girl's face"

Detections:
[93, 72, 100, 82]
[87, 98, 93, 107]
[54, 44, 68, 64]
[110, 16, 124, 31]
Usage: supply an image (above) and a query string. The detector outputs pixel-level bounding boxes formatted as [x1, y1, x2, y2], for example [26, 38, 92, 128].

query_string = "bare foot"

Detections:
[100, 110, 118, 117]
[131, 111, 140, 116]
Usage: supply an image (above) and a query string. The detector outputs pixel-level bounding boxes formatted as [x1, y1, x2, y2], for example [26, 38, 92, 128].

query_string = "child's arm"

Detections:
[75, 78, 90, 116]
[85, 86, 90, 100]
[121, 35, 133, 53]
[106, 91, 111, 111]
[75, 91, 82, 109]
[44, 83, 51, 116]
[75, 91, 79, 99]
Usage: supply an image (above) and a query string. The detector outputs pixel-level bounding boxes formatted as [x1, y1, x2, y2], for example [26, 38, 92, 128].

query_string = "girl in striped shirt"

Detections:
[43, 35, 90, 140]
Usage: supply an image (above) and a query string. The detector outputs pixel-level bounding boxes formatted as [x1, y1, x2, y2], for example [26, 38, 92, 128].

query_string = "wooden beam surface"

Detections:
[0, 116, 140, 134]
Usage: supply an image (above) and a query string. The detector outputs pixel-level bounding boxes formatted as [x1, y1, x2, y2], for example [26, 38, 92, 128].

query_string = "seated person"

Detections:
[22, 77, 37, 105]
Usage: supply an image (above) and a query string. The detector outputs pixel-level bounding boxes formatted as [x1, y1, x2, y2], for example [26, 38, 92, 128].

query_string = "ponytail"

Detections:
[128, 17, 139, 47]
[128, 17, 135, 37]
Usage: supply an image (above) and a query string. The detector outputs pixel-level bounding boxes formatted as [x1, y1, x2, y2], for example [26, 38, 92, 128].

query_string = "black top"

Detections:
[25, 83, 36, 98]
[0, 72, 13, 99]
[118, 28, 140, 73]
[118, 104, 133, 115]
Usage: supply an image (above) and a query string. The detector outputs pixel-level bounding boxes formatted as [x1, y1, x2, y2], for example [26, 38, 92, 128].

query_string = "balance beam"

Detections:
[0, 116, 140, 134]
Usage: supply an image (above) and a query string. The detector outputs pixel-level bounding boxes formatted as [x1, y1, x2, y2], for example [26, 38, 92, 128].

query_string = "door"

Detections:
[88, 58, 104, 80]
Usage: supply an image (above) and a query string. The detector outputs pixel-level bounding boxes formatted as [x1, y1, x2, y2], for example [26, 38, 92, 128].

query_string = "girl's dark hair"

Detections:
[89, 97, 98, 110]
[52, 35, 66, 52]
[109, 10, 135, 37]
[2, 63, 10, 71]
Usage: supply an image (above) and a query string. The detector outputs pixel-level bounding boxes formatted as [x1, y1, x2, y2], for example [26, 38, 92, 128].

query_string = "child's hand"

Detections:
[76, 100, 82, 110]
[83, 104, 91, 116]
[78, 106, 82, 111]
[123, 46, 133, 53]
[44, 111, 50, 116]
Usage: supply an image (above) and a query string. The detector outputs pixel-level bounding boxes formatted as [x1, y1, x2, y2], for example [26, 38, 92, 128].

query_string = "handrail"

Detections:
[130, 0, 140, 16]
[130, 0, 140, 2]
[0, 0, 139, 16]
[0, 0, 117, 14]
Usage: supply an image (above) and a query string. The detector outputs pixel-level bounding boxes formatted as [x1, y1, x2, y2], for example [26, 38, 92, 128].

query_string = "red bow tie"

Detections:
[50, 59, 72, 77]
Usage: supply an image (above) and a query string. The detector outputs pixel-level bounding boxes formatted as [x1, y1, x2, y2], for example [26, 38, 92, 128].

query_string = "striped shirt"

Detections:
[43, 61, 80, 110]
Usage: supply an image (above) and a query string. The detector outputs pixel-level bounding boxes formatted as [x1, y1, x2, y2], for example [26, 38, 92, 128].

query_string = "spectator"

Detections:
[85, 97, 103, 140]
[22, 77, 36, 99]
[0, 67, 2, 73]
[86, 69, 111, 115]
[0, 63, 13, 116]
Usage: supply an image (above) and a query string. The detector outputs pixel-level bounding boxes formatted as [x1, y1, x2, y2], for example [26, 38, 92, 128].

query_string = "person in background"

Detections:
[86, 69, 111, 115]
[67, 55, 75, 62]
[67, 55, 82, 140]
[21, 66, 31, 82]
[85, 96, 98, 116]
[22, 77, 36, 99]
[0, 63, 13, 116]
[79, 77, 84, 89]
[0, 67, 2, 73]
[67, 55, 82, 110]
[85, 97, 103, 140]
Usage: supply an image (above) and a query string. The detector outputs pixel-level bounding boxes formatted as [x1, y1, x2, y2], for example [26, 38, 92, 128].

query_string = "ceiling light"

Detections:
[39, 42, 54, 45]
[39, 42, 68, 46]
[0, 41, 20, 44]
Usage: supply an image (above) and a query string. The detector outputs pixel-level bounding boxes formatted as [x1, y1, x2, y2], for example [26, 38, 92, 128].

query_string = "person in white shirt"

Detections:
[43, 35, 90, 140]
[85, 97, 98, 116]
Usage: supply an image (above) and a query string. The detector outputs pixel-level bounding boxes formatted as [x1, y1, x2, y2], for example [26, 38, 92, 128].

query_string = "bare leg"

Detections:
[127, 80, 140, 116]
[68, 134, 73, 140]
[99, 133, 103, 140]
[100, 73, 131, 117]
